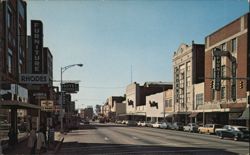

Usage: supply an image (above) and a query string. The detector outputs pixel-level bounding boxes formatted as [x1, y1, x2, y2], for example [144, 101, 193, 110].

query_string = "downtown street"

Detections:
[58, 123, 249, 155]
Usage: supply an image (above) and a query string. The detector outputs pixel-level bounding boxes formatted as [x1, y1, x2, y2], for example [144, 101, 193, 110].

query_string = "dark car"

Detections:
[215, 125, 250, 141]
[170, 122, 184, 130]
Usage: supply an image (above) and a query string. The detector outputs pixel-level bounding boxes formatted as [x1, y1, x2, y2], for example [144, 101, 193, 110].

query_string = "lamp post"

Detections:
[60, 63, 83, 132]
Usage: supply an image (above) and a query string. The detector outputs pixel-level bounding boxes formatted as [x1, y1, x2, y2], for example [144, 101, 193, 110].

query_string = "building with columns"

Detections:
[172, 41, 205, 123]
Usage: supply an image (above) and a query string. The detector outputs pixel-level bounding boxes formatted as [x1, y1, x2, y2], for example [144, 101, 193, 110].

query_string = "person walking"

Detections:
[8, 127, 15, 148]
[27, 128, 37, 155]
[36, 129, 45, 154]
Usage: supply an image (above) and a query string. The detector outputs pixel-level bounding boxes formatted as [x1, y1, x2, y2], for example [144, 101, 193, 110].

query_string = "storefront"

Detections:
[0, 101, 41, 144]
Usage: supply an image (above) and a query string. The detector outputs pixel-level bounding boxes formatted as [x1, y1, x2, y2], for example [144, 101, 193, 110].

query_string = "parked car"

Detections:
[198, 124, 223, 134]
[159, 122, 171, 129]
[170, 122, 184, 130]
[122, 120, 128, 124]
[183, 123, 199, 132]
[140, 121, 151, 127]
[152, 122, 162, 128]
[215, 125, 250, 141]
[127, 120, 137, 126]
[146, 121, 155, 127]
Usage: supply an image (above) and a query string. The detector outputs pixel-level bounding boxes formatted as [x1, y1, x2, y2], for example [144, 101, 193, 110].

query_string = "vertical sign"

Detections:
[31, 20, 43, 74]
[214, 56, 221, 91]
[231, 60, 236, 101]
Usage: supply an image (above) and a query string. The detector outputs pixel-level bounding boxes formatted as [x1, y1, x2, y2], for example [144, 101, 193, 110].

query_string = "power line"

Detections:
[79, 86, 126, 89]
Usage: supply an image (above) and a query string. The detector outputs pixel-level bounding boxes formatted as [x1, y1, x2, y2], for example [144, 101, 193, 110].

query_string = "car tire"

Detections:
[219, 133, 223, 139]
[234, 135, 240, 141]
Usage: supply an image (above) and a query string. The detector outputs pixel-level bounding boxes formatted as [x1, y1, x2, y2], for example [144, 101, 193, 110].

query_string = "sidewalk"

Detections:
[2, 132, 63, 155]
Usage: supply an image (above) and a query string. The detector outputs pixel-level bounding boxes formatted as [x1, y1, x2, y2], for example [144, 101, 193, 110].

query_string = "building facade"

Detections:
[0, 0, 35, 142]
[172, 41, 205, 123]
[204, 13, 249, 126]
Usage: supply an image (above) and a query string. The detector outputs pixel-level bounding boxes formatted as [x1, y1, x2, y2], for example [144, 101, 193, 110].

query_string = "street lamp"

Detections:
[60, 63, 83, 132]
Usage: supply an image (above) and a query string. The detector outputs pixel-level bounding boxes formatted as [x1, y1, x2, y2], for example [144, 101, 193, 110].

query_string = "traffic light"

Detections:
[239, 81, 243, 89]
[210, 80, 214, 89]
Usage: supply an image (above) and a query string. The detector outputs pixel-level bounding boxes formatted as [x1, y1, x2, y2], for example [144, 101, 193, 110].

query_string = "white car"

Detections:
[152, 122, 162, 128]
[159, 122, 171, 129]
[183, 123, 199, 132]
[137, 121, 142, 126]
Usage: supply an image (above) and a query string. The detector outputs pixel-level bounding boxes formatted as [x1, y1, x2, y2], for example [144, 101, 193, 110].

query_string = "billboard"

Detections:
[41, 100, 54, 111]
[31, 20, 43, 74]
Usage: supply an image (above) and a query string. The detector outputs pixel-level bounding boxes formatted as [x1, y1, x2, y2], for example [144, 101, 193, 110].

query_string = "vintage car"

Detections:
[198, 124, 223, 134]
[170, 122, 184, 130]
[183, 123, 199, 132]
[215, 125, 250, 141]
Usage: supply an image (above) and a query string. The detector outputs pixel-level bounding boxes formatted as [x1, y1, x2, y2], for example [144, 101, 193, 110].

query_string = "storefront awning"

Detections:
[238, 107, 249, 120]
[189, 112, 199, 118]
[0, 101, 41, 109]
[165, 114, 173, 118]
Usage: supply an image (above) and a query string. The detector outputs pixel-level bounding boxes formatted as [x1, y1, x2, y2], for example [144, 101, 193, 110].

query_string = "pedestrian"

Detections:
[36, 129, 45, 154]
[8, 127, 15, 148]
[27, 127, 37, 155]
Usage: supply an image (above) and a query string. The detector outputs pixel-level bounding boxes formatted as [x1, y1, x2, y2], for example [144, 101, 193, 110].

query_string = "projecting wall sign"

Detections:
[19, 74, 49, 84]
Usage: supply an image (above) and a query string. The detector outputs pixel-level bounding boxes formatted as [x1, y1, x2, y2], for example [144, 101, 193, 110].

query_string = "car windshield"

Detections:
[237, 128, 249, 132]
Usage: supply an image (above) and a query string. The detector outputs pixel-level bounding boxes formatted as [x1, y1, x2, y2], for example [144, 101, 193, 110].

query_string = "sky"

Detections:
[27, 0, 249, 109]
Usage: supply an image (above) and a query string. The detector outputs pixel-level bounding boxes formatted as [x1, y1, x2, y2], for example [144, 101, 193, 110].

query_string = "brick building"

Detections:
[204, 13, 249, 126]
[0, 0, 40, 143]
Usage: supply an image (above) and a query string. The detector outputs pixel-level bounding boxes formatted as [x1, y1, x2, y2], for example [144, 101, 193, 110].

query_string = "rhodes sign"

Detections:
[20, 74, 49, 84]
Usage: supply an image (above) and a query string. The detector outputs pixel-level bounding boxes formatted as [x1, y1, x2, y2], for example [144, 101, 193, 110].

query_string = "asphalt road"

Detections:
[58, 123, 249, 155]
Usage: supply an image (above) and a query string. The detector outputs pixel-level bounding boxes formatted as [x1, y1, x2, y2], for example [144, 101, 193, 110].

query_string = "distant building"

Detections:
[83, 106, 94, 120]
[172, 41, 205, 123]
[125, 82, 172, 121]
[101, 96, 125, 122]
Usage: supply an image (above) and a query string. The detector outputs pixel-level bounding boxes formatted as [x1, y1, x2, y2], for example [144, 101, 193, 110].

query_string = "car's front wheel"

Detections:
[218, 132, 224, 139]
[234, 134, 240, 141]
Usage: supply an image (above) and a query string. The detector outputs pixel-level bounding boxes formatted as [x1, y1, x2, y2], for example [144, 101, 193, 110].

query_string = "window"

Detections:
[221, 65, 226, 78]
[232, 38, 237, 52]
[221, 43, 226, 51]
[186, 92, 191, 103]
[8, 49, 13, 73]
[7, 8, 13, 29]
[196, 94, 203, 105]
[165, 99, 172, 108]
[212, 89, 215, 100]
[221, 86, 226, 99]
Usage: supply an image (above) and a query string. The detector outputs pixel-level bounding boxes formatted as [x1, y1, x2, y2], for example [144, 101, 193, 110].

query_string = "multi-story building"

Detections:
[0, 0, 41, 142]
[26, 21, 55, 128]
[125, 82, 172, 121]
[172, 41, 205, 123]
[204, 13, 249, 126]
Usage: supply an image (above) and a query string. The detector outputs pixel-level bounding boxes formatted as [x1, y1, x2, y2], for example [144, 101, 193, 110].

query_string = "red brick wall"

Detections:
[209, 19, 241, 46]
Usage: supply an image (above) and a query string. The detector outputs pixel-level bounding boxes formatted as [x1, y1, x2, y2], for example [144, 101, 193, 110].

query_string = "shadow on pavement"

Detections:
[57, 142, 239, 155]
